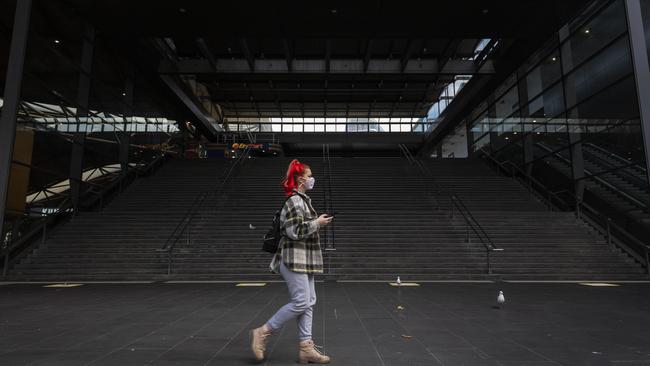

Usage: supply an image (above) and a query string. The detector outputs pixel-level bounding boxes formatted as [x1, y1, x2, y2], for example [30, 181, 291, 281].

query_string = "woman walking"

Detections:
[250, 159, 333, 364]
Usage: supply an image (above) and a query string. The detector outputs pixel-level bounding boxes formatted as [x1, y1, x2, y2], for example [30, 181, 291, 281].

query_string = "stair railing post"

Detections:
[487, 249, 492, 275]
[41, 222, 47, 246]
[186, 219, 191, 246]
[606, 217, 612, 248]
[645, 247, 650, 276]
[167, 249, 172, 275]
[2, 230, 10, 276]
[2, 250, 8, 277]
[450, 200, 454, 219]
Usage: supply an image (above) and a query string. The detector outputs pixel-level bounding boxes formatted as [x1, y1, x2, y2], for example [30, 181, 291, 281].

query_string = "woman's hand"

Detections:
[316, 214, 333, 227]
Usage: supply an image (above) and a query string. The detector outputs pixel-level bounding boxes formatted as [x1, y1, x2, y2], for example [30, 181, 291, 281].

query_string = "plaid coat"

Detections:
[269, 189, 324, 274]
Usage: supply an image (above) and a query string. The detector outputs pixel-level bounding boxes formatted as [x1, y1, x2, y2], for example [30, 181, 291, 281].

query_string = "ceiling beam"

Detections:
[325, 39, 332, 72]
[239, 38, 255, 72]
[363, 39, 374, 72]
[160, 74, 221, 137]
[400, 39, 415, 72]
[159, 58, 494, 75]
[196, 38, 218, 72]
[152, 38, 223, 137]
[282, 38, 293, 71]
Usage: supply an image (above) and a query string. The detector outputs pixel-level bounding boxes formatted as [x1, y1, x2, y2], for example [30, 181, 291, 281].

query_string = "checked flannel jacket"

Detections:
[269, 189, 323, 274]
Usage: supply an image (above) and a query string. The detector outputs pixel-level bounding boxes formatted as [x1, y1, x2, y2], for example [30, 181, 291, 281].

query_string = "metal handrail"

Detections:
[536, 143, 650, 212]
[562, 190, 650, 275]
[580, 147, 650, 194]
[479, 151, 568, 212]
[449, 194, 503, 275]
[399, 144, 501, 274]
[480, 150, 650, 275]
[584, 143, 647, 173]
[158, 147, 251, 251]
[399, 143, 442, 208]
[2, 153, 169, 275]
[157, 147, 251, 275]
[324, 144, 336, 251]
[399, 144, 415, 164]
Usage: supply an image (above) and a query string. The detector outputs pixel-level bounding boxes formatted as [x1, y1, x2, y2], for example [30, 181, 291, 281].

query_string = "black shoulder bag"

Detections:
[262, 194, 299, 253]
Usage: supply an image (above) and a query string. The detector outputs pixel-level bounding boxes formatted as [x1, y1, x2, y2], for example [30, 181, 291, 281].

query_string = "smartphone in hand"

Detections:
[325, 212, 339, 217]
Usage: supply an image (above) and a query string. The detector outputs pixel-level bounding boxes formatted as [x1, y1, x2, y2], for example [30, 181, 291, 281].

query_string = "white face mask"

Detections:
[303, 177, 315, 190]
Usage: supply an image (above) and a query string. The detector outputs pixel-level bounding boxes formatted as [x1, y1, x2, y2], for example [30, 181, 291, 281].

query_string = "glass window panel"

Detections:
[567, 75, 639, 125]
[494, 85, 519, 120]
[472, 133, 491, 153]
[526, 82, 565, 120]
[562, 0, 627, 73]
[525, 53, 561, 101]
[470, 109, 490, 143]
[564, 36, 633, 109]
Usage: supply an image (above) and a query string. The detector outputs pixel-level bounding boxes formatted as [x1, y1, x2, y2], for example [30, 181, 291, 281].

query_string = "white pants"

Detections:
[266, 261, 316, 341]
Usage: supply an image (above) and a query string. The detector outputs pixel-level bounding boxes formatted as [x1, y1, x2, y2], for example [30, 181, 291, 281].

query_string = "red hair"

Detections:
[282, 159, 310, 197]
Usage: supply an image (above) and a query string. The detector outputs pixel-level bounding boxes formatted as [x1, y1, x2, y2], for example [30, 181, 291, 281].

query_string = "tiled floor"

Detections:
[1, 281, 650, 365]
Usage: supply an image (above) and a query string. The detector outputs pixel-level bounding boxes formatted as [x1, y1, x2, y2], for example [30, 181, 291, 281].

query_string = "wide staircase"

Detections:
[421, 159, 645, 280]
[7, 155, 647, 281]
[7, 158, 233, 280]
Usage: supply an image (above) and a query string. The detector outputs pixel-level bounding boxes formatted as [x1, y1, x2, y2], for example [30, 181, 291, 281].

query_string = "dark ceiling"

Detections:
[60, 0, 589, 39]
[1, 0, 593, 135]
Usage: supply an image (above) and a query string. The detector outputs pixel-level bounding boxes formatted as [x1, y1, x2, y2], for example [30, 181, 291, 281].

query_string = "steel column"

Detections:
[0, 0, 32, 237]
[69, 23, 95, 213]
[624, 0, 650, 187]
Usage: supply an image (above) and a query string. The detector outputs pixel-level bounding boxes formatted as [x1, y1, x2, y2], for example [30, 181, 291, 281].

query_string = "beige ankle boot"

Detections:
[249, 326, 271, 361]
[298, 339, 330, 364]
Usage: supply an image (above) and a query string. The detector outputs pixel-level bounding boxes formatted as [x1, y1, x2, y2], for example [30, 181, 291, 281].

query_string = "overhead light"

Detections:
[584, 28, 590, 34]
[551, 57, 557, 62]
[331, 8, 337, 14]
[122, 92, 126, 96]
[513, 131, 518, 135]
[505, 137, 509, 140]
[179, 8, 186, 13]
[54, 39, 60, 44]
[533, 119, 537, 123]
